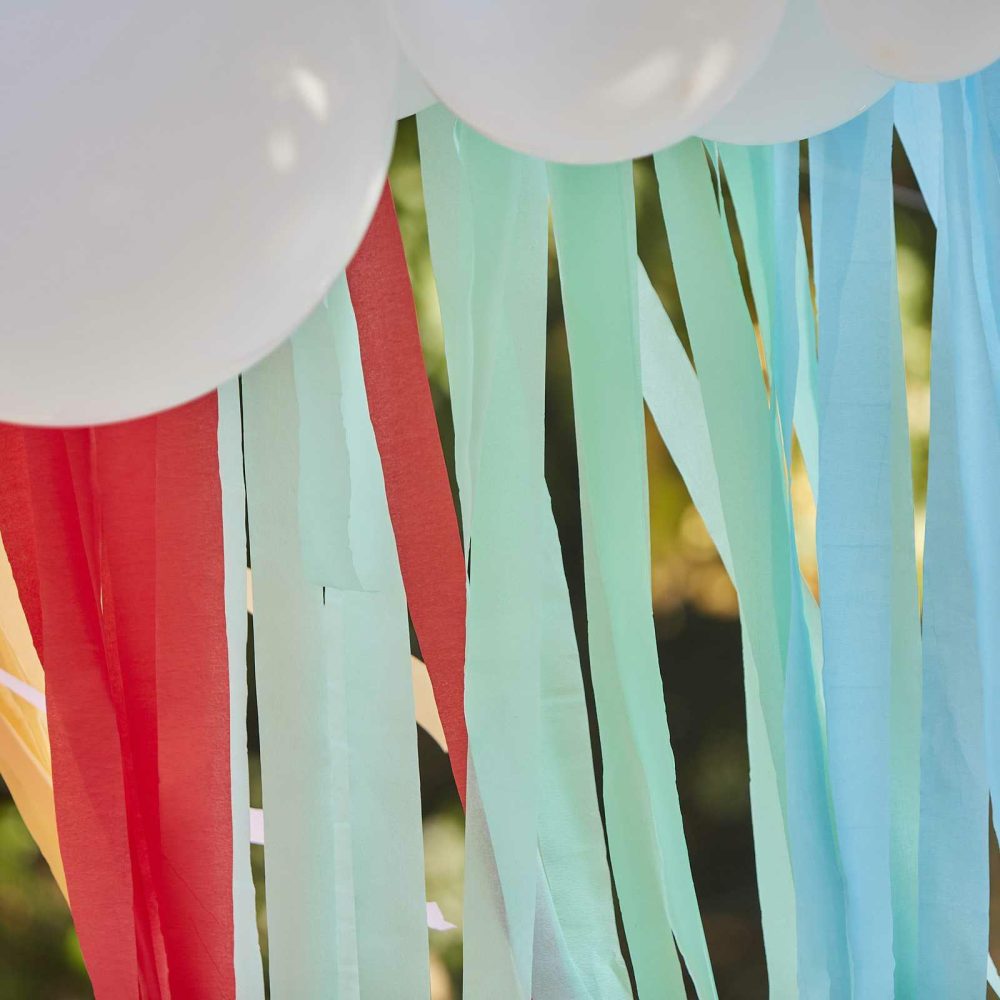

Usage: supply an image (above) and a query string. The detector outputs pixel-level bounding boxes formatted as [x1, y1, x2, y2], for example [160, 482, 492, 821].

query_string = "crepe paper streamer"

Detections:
[549, 160, 714, 1000]
[431, 125, 546, 999]
[916, 81, 992, 1000]
[669, 141, 808, 1000]
[418, 105, 631, 1000]
[412, 655, 448, 752]
[244, 342, 360, 998]
[324, 277, 431, 997]
[990, 956, 1000, 998]
[965, 75, 1000, 416]
[0, 426, 146, 998]
[811, 96, 923, 998]
[719, 143, 801, 467]
[894, 84, 943, 228]
[346, 183, 469, 805]
[813, 98, 921, 996]
[655, 139, 853, 1000]
[218, 381, 267, 1000]
[290, 301, 360, 591]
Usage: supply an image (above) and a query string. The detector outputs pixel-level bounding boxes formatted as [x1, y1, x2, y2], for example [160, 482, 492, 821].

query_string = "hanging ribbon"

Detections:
[293, 278, 431, 995]
[915, 80, 994, 999]
[346, 184, 469, 805]
[217, 381, 266, 1000]
[549, 160, 715, 999]
[655, 138, 851, 999]
[419, 105, 631, 998]
[0, 426, 145, 998]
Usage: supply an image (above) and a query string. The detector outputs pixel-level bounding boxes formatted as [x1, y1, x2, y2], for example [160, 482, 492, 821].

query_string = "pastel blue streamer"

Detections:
[917, 81, 991, 1000]
[811, 96, 918, 998]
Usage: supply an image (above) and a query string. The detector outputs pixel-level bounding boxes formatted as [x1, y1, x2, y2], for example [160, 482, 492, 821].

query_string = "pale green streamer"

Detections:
[549, 161, 714, 1000]
[243, 340, 357, 997]
[294, 282, 431, 998]
[418, 105, 630, 999]
[217, 380, 265, 1000]
[655, 139, 851, 998]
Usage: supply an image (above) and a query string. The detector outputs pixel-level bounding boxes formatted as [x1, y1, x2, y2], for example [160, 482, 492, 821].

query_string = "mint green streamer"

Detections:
[418, 105, 630, 999]
[243, 340, 356, 997]
[548, 160, 713, 1000]
[638, 265, 798, 1000]
[294, 282, 431, 998]
[655, 139, 850, 999]
[243, 288, 428, 997]
[218, 380, 265, 1000]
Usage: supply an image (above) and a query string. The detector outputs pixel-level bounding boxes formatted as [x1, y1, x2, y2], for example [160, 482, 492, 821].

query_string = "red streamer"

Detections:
[347, 183, 470, 804]
[0, 397, 235, 999]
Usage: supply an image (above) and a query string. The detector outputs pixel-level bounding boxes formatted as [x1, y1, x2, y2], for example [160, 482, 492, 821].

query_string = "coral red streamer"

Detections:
[0, 399, 235, 999]
[0, 425, 142, 998]
[347, 183, 469, 804]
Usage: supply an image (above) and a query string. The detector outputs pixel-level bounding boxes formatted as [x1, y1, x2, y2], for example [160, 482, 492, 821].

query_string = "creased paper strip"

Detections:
[218, 381, 266, 1000]
[916, 81, 991, 1000]
[811, 98, 906, 998]
[549, 160, 713, 1000]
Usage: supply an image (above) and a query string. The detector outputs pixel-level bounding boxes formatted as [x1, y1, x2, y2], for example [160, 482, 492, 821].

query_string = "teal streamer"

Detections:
[811, 96, 921, 998]
[655, 139, 850, 999]
[418, 105, 630, 999]
[548, 160, 712, 1000]
[916, 82, 991, 1000]
[217, 380, 265, 1000]
[794, 223, 820, 492]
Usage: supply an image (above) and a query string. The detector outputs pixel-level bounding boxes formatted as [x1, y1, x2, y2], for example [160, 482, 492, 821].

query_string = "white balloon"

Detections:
[387, 0, 788, 163]
[0, 1, 396, 426]
[818, 0, 1000, 83]
[395, 52, 436, 120]
[701, 0, 892, 144]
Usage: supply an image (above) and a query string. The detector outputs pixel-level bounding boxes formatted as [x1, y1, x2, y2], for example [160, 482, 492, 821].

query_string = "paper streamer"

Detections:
[915, 80, 994, 1000]
[419, 105, 630, 998]
[346, 184, 469, 805]
[298, 278, 431, 996]
[0, 426, 144, 998]
[811, 97, 921, 997]
[218, 382, 266, 1000]
[549, 160, 714, 1000]
[655, 138, 852, 999]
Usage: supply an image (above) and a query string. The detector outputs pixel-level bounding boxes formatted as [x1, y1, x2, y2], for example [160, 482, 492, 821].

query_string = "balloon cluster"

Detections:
[2, 0, 997, 424]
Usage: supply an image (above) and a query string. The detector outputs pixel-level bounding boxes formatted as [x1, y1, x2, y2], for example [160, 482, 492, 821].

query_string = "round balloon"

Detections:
[387, 0, 788, 163]
[701, 0, 892, 144]
[818, 0, 1000, 82]
[395, 52, 436, 120]
[0, 1, 396, 426]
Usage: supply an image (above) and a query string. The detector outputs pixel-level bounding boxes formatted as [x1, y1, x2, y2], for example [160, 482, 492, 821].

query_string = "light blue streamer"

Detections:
[916, 81, 991, 1000]
[811, 96, 918, 998]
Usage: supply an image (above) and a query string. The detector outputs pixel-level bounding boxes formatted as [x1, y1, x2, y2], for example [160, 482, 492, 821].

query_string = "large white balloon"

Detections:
[701, 0, 892, 144]
[395, 53, 436, 120]
[0, 1, 396, 426]
[387, 0, 788, 163]
[818, 0, 1000, 83]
